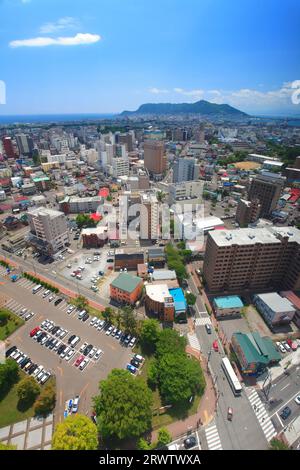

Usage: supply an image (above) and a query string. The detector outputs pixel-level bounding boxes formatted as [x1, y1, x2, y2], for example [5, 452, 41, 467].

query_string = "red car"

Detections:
[30, 326, 40, 337]
[213, 340, 219, 352]
[287, 338, 293, 347]
[75, 355, 85, 367]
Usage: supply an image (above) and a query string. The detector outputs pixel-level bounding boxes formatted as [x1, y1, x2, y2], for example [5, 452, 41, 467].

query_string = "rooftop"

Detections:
[151, 270, 177, 281]
[28, 207, 64, 219]
[145, 283, 172, 303]
[111, 272, 143, 293]
[214, 295, 244, 309]
[169, 287, 187, 312]
[256, 292, 295, 313]
[209, 226, 300, 247]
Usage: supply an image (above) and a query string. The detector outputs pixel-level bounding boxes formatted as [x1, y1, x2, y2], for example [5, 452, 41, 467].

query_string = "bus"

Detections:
[32, 284, 42, 294]
[221, 357, 242, 396]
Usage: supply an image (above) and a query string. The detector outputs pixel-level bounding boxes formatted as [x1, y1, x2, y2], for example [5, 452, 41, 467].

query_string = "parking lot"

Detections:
[2, 277, 133, 421]
[59, 249, 114, 291]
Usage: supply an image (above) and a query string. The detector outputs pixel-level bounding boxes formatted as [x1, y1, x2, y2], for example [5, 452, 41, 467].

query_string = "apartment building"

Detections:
[59, 196, 102, 214]
[140, 193, 160, 240]
[248, 172, 285, 217]
[112, 157, 129, 178]
[173, 158, 197, 183]
[203, 226, 300, 294]
[235, 198, 261, 227]
[144, 140, 166, 178]
[27, 207, 69, 255]
[168, 180, 203, 203]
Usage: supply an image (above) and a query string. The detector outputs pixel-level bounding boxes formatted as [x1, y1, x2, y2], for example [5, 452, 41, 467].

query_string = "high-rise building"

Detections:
[235, 199, 261, 227]
[15, 134, 34, 156]
[203, 226, 300, 293]
[248, 172, 285, 217]
[144, 140, 166, 178]
[140, 193, 160, 240]
[2, 137, 15, 158]
[27, 207, 69, 255]
[112, 157, 129, 178]
[173, 158, 196, 183]
[116, 132, 134, 152]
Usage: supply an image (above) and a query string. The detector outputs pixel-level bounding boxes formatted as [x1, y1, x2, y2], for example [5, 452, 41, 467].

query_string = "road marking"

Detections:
[57, 366, 63, 376]
[80, 381, 90, 397]
[187, 333, 201, 351]
[280, 384, 290, 392]
[195, 317, 212, 326]
[246, 389, 277, 441]
[269, 390, 300, 419]
[205, 423, 222, 450]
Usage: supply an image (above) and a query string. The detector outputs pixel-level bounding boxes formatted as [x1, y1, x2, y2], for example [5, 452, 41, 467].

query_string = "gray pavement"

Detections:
[0, 414, 54, 450]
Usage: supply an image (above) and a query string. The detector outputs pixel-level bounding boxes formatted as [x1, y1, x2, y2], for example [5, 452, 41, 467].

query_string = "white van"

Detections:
[70, 336, 80, 347]
[78, 310, 87, 320]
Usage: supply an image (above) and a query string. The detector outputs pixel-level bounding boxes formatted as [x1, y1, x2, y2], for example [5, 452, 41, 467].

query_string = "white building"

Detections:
[112, 158, 129, 178]
[27, 207, 69, 255]
[140, 193, 160, 240]
[168, 181, 204, 203]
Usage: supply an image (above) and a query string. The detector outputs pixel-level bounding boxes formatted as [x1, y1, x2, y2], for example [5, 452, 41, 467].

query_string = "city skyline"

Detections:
[0, 0, 300, 116]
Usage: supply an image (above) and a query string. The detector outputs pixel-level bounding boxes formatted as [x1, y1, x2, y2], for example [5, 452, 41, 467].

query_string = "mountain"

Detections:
[120, 100, 248, 117]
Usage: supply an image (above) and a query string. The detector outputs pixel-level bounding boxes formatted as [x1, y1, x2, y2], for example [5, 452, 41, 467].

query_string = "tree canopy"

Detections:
[140, 319, 160, 350]
[93, 369, 153, 440]
[52, 414, 98, 450]
[17, 376, 41, 405]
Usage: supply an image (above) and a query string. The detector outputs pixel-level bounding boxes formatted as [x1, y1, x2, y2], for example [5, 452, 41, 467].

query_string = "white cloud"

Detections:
[174, 87, 204, 98]
[148, 87, 169, 94]
[39, 17, 80, 34]
[9, 33, 101, 48]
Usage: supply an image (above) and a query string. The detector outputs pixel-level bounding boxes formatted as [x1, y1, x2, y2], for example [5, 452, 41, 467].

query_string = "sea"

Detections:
[0, 113, 116, 125]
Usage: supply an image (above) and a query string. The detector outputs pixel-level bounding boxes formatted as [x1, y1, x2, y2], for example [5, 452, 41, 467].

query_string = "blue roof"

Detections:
[214, 295, 244, 309]
[169, 288, 187, 312]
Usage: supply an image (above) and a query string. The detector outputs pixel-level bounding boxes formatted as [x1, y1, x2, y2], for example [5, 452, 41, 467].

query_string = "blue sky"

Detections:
[0, 0, 300, 115]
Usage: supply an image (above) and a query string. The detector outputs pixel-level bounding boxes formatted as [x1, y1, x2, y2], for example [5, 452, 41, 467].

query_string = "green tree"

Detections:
[157, 191, 166, 203]
[140, 319, 160, 350]
[156, 427, 172, 447]
[102, 307, 115, 324]
[75, 295, 88, 311]
[17, 376, 41, 405]
[157, 354, 206, 404]
[185, 292, 197, 306]
[34, 381, 56, 416]
[0, 442, 17, 450]
[0, 310, 10, 326]
[52, 414, 98, 450]
[269, 438, 290, 450]
[156, 329, 187, 358]
[93, 369, 153, 440]
[137, 438, 152, 450]
[76, 214, 97, 229]
[0, 359, 19, 394]
[122, 306, 137, 335]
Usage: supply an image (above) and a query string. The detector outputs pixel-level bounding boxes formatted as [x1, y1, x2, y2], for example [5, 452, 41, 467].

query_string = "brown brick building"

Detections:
[203, 227, 300, 294]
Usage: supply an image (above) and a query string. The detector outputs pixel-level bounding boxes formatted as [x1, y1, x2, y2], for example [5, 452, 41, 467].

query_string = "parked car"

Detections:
[54, 298, 63, 306]
[67, 305, 75, 314]
[30, 326, 40, 337]
[294, 395, 300, 405]
[40, 372, 51, 385]
[83, 344, 93, 356]
[280, 406, 292, 420]
[75, 355, 85, 367]
[134, 354, 144, 363]
[282, 342, 291, 352]
[79, 342, 88, 353]
[90, 316, 98, 326]
[65, 349, 75, 361]
[276, 341, 286, 353]
[5, 346, 17, 357]
[129, 337, 136, 348]
[79, 358, 89, 370]
[124, 335, 131, 346]
[48, 295, 55, 302]
[213, 340, 219, 352]
[106, 325, 114, 336]
[130, 358, 140, 368]
[126, 364, 137, 374]
[205, 324, 212, 334]
[94, 349, 103, 361]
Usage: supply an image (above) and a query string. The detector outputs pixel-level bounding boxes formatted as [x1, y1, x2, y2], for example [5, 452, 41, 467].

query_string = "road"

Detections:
[187, 267, 272, 450]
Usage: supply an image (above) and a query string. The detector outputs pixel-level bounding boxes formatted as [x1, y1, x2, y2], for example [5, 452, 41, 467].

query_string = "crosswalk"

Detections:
[195, 317, 212, 326]
[205, 423, 222, 450]
[187, 333, 201, 351]
[246, 389, 277, 442]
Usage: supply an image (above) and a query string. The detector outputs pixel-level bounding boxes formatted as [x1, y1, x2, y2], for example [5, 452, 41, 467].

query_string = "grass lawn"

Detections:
[135, 345, 203, 430]
[0, 371, 35, 428]
[0, 309, 24, 341]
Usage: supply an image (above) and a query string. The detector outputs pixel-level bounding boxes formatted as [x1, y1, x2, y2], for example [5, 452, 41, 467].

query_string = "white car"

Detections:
[79, 358, 89, 370]
[72, 396, 80, 413]
[48, 296, 55, 302]
[36, 369, 46, 382]
[276, 341, 286, 354]
[89, 347, 97, 359]
[43, 290, 50, 298]
[282, 341, 291, 352]
[98, 320, 105, 331]
[106, 325, 114, 336]
[94, 349, 103, 361]
[129, 337, 136, 348]
[90, 316, 98, 326]
[79, 342, 88, 353]
[65, 349, 75, 361]
[94, 319, 101, 329]
[32, 365, 43, 378]
[67, 305, 75, 314]
[111, 327, 118, 337]
[40, 372, 51, 385]
[60, 347, 70, 359]
[41, 335, 50, 346]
